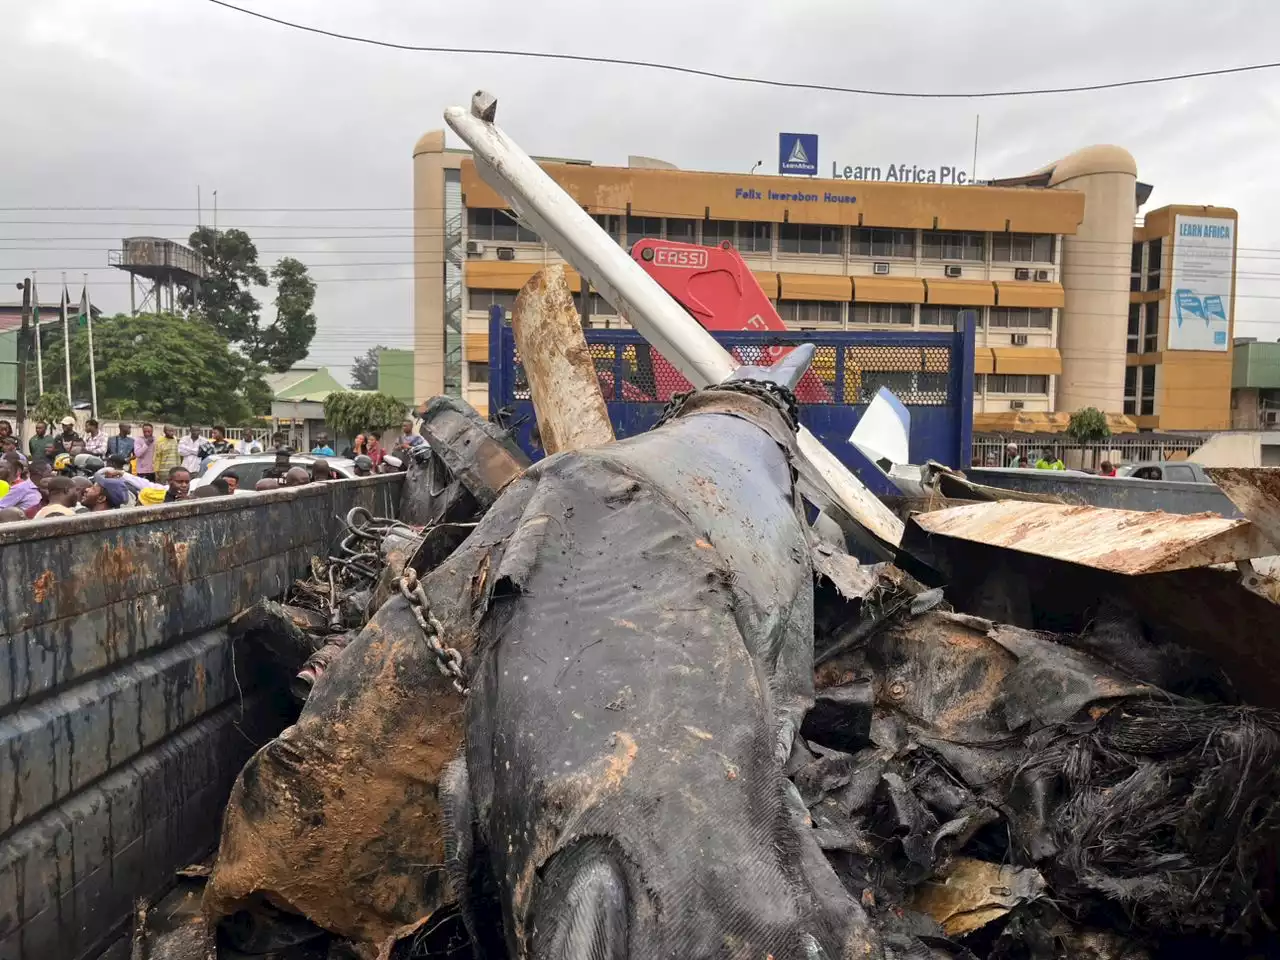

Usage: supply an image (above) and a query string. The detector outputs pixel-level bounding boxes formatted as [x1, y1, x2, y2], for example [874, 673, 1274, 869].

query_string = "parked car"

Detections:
[1115, 460, 1212, 483]
[189, 454, 358, 492]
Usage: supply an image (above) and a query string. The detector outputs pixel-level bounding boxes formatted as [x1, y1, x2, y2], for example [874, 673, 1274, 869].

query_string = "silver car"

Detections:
[189, 454, 360, 493]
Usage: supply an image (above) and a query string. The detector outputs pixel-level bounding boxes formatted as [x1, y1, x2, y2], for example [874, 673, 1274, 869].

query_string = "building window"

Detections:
[665, 218, 697, 243]
[468, 208, 538, 243]
[738, 221, 773, 254]
[1124, 365, 1137, 415]
[921, 305, 983, 328]
[987, 374, 1049, 395]
[591, 214, 623, 242]
[922, 230, 985, 261]
[853, 227, 914, 259]
[777, 300, 843, 326]
[1130, 242, 1143, 293]
[469, 289, 518, 314]
[702, 220, 735, 247]
[572, 291, 616, 317]
[850, 303, 912, 325]
[991, 233, 1054, 263]
[468, 362, 490, 385]
[779, 223, 843, 255]
[989, 307, 1052, 329]
[1140, 364, 1156, 415]
[625, 216, 663, 247]
[1127, 303, 1141, 353]
[974, 373, 984, 395]
[1143, 301, 1159, 353]
[1146, 237, 1162, 291]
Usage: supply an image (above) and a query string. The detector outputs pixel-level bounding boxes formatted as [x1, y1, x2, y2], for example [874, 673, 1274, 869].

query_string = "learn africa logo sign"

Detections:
[778, 133, 818, 176]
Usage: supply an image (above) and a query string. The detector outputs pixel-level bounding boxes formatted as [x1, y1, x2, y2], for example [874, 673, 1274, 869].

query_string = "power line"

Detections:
[199, 0, 1280, 100]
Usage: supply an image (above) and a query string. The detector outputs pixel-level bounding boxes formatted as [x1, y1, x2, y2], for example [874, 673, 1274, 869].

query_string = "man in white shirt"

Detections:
[179, 426, 205, 473]
[238, 430, 264, 455]
[83, 419, 108, 457]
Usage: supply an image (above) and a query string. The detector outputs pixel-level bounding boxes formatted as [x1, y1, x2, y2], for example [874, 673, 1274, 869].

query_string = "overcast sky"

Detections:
[4, 0, 1279, 383]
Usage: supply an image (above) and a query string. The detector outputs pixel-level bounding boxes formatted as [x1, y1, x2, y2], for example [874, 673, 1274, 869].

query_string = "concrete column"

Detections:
[1050, 146, 1137, 414]
[413, 131, 448, 403]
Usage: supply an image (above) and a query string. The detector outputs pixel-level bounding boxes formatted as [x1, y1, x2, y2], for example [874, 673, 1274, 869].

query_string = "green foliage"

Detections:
[323, 391, 407, 441]
[251, 257, 317, 372]
[39, 312, 265, 425]
[349, 345, 386, 390]
[181, 229, 317, 372]
[1066, 406, 1112, 444]
[30, 390, 72, 424]
[182, 227, 268, 344]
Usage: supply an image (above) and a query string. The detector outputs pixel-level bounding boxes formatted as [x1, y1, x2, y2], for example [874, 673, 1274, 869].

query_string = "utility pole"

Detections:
[16, 278, 31, 434]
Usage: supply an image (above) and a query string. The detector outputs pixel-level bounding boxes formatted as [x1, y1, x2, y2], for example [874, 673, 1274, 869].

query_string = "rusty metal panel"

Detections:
[0, 475, 402, 960]
[910, 500, 1273, 574]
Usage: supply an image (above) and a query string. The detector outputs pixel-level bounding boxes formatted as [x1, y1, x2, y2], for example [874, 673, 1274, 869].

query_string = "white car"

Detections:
[189, 454, 360, 493]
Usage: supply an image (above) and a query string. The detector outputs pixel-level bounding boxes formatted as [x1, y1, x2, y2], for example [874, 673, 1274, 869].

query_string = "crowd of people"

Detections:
[0, 416, 424, 525]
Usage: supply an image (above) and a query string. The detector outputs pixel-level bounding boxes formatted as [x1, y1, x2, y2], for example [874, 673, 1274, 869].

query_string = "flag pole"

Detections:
[61, 273, 72, 400]
[83, 276, 98, 418]
[32, 270, 43, 394]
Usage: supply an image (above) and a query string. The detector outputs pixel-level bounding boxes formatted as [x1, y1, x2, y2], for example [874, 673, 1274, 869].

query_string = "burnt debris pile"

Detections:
[137, 390, 1280, 960]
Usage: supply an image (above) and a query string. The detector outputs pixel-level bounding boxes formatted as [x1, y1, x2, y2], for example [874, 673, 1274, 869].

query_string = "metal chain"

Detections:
[655, 378, 800, 433]
[399, 568, 468, 695]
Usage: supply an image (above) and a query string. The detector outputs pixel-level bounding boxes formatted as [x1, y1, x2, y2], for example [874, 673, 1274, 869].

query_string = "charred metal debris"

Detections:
[159, 394, 1280, 960]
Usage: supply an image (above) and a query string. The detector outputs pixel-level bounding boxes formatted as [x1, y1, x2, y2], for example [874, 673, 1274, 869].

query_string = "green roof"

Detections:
[266, 366, 347, 401]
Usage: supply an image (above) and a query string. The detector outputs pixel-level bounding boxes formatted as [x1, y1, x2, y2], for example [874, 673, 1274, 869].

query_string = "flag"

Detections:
[60, 283, 72, 400]
[81, 284, 98, 418]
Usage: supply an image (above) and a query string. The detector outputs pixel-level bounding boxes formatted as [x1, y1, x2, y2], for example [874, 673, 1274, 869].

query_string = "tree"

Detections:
[250, 258, 317, 372]
[38, 313, 265, 425]
[1066, 406, 1112, 444]
[323, 391, 407, 443]
[182, 227, 268, 345]
[181, 228, 317, 372]
[349, 345, 387, 390]
[1067, 406, 1112, 469]
[31, 391, 72, 424]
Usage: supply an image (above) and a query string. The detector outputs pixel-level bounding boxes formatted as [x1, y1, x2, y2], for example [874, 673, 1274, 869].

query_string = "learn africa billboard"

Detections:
[1168, 215, 1235, 352]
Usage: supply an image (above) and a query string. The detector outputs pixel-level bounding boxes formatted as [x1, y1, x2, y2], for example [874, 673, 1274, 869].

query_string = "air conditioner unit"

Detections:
[1034, 269, 1051, 282]
[1012, 333, 1029, 345]
[1014, 267, 1031, 281]
[1266, 411, 1279, 426]
[465, 240, 484, 256]
[496, 246, 516, 261]
[873, 262, 890, 275]
[944, 264, 963, 278]
[1009, 399, 1025, 410]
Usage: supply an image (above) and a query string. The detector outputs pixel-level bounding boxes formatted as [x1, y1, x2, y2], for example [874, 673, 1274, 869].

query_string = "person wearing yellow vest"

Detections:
[1035, 448, 1066, 470]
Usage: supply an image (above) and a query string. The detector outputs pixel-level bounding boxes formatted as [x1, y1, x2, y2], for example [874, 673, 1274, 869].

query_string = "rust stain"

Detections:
[32, 570, 55, 604]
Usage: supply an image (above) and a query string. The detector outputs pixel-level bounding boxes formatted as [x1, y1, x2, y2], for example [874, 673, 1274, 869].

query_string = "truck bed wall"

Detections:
[967, 467, 1239, 516]
[0, 476, 403, 960]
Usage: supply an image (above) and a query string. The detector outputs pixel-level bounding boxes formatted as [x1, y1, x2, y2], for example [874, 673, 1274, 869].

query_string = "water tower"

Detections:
[108, 237, 207, 315]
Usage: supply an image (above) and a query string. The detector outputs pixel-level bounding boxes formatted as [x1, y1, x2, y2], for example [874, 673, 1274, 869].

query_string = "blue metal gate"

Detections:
[489, 307, 975, 495]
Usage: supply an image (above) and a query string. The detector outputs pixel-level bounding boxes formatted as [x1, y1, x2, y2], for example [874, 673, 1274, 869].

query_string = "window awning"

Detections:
[464, 260, 582, 292]
[924, 278, 997, 306]
[778, 273, 853, 302]
[995, 281, 1065, 309]
[974, 347, 995, 375]
[753, 270, 779, 299]
[464, 332, 489, 363]
[992, 346, 1062, 375]
[851, 276, 925, 304]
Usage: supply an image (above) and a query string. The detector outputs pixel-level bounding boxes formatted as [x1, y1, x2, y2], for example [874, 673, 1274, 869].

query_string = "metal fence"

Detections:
[973, 434, 1207, 470]
[490, 308, 976, 493]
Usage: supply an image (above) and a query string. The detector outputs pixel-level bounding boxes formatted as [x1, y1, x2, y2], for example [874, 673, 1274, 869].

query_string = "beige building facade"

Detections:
[412, 134, 1234, 430]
